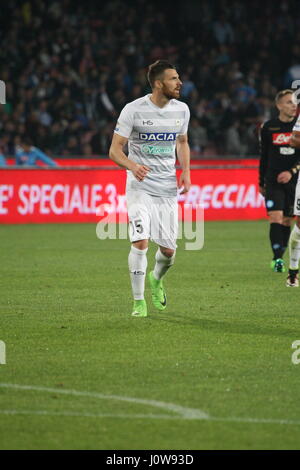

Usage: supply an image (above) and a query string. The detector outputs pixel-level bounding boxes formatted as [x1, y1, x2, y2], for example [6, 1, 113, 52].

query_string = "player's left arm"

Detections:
[176, 133, 191, 194]
[35, 148, 58, 167]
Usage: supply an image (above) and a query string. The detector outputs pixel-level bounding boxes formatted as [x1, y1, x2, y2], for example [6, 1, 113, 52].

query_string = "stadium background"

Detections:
[2, 0, 300, 452]
[2, 0, 299, 223]
[1, 0, 300, 159]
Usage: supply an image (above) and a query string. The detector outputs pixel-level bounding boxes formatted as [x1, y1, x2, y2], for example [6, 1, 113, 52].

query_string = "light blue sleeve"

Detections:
[33, 148, 58, 167]
[15, 149, 25, 165]
[0, 154, 6, 166]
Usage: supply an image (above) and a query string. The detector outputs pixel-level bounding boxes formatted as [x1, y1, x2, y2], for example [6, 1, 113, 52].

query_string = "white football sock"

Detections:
[289, 224, 300, 269]
[153, 248, 175, 281]
[128, 245, 148, 300]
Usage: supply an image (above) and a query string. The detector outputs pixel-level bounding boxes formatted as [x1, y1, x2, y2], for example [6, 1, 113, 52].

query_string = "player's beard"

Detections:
[162, 85, 181, 100]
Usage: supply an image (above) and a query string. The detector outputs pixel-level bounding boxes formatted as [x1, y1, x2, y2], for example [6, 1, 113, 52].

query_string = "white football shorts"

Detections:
[294, 180, 300, 216]
[126, 190, 178, 250]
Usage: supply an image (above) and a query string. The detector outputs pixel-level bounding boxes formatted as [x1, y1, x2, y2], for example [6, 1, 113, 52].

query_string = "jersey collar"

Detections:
[146, 94, 173, 112]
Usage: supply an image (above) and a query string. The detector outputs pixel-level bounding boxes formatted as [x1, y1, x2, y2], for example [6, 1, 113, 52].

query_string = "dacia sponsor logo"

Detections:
[139, 132, 177, 141]
[142, 144, 173, 155]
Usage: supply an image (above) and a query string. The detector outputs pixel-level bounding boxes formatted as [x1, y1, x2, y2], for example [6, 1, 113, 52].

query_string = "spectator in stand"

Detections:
[15, 138, 58, 167]
[180, 73, 196, 100]
[62, 136, 82, 156]
[189, 118, 208, 155]
[0, 154, 6, 166]
[212, 14, 234, 45]
[0, 0, 300, 158]
[225, 121, 247, 156]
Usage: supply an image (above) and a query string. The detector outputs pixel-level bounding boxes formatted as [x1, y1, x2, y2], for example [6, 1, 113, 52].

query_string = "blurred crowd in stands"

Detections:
[1, 0, 300, 159]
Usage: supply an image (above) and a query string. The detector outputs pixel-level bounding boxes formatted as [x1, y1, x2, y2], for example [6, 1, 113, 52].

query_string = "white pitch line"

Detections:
[0, 383, 209, 420]
[1, 383, 300, 426]
[0, 409, 300, 426]
[0, 409, 181, 420]
[210, 416, 300, 426]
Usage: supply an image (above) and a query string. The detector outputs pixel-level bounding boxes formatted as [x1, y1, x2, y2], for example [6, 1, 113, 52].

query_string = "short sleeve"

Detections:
[114, 104, 134, 139]
[178, 105, 190, 136]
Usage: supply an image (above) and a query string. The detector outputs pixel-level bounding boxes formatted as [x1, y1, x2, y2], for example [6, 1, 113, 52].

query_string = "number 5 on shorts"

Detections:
[131, 218, 144, 235]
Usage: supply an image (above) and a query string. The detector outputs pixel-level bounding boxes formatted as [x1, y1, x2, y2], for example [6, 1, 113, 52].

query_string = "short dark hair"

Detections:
[275, 89, 293, 103]
[21, 137, 33, 146]
[147, 60, 176, 89]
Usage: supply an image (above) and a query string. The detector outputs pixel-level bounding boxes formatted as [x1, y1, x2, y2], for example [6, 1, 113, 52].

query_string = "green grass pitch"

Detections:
[1, 220, 300, 450]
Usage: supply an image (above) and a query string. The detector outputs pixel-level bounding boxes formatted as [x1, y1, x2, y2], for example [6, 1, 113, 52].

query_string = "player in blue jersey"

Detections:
[15, 138, 58, 167]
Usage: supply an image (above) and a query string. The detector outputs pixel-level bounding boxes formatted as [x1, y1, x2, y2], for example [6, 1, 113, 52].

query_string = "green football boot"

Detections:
[271, 258, 285, 273]
[148, 271, 167, 311]
[131, 299, 147, 317]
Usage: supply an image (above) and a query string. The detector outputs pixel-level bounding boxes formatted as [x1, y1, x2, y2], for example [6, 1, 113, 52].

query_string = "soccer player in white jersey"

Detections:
[286, 114, 300, 286]
[109, 60, 191, 316]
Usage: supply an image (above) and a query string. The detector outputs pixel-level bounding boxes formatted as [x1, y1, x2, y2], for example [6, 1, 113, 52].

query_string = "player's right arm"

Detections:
[109, 104, 150, 182]
[109, 133, 150, 182]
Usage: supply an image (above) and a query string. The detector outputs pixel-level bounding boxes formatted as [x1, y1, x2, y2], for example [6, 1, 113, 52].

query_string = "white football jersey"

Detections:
[293, 114, 300, 132]
[114, 94, 190, 197]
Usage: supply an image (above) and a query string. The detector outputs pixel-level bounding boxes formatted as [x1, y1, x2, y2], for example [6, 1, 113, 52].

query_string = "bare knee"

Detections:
[282, 216, 293, 227]
[133, 240, 148, 250]
[268, 211, 283, 224]
[159, 246, 175, 258]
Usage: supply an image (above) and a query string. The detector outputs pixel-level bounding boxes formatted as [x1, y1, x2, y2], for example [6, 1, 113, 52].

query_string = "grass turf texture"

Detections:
[1, 220, 300, 450]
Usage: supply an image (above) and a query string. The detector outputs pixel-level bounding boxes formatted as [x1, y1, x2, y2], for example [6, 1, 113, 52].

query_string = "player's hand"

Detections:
[131, 163, 150, 181]
[178, 170, 191, 194]
[259, 185, 266, 196]
[277, 171, 292, 184]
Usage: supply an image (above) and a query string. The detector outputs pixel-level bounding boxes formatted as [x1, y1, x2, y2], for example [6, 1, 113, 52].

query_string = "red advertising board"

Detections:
[0, 166, 266, 224]
[178, 168, 266, 220]
[6, 157, 259, 167]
